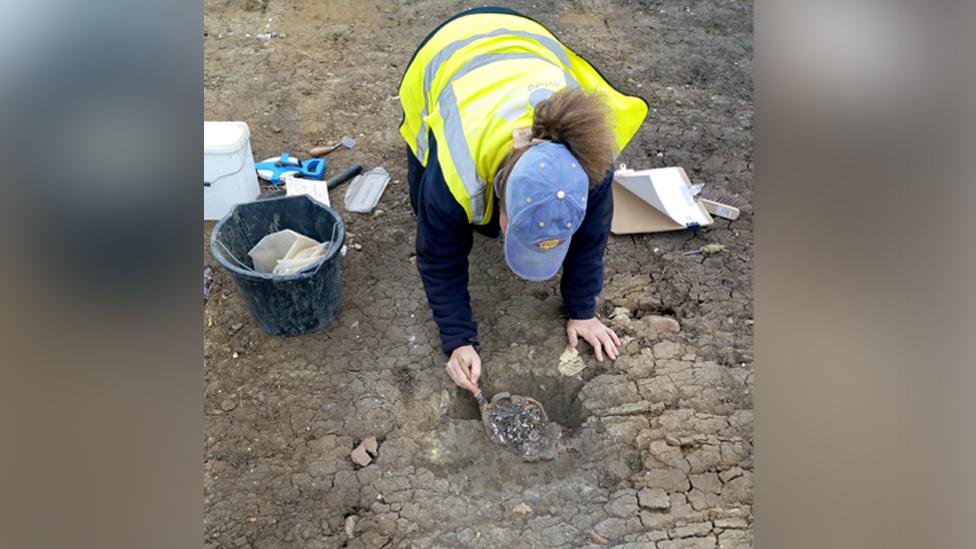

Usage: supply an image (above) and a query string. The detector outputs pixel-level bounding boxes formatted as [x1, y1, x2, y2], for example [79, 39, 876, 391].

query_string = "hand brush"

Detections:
[695, 189, 753, 220]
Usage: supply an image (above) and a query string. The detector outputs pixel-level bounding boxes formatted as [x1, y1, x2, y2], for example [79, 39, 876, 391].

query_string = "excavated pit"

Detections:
[447, 370, 589, 432]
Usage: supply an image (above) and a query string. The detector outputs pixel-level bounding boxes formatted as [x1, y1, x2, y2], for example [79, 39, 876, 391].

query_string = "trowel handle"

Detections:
[326, 163, 364, 190]
[309, 143, 341, 157]
[474, 390, 488, 408]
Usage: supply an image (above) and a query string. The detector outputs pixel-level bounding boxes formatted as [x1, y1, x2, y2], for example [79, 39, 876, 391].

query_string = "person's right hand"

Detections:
[446, 345, 481, 394]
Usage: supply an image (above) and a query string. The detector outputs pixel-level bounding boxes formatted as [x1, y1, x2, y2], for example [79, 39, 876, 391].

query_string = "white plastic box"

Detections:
[204, 121, 260, 220]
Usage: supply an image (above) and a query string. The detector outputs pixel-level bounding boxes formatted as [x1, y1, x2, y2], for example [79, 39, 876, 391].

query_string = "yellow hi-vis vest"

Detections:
[399, 11, 649, 225]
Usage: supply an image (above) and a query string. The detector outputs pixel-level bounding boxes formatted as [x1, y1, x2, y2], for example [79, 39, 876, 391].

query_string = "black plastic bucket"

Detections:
[209, 195, 345, 336]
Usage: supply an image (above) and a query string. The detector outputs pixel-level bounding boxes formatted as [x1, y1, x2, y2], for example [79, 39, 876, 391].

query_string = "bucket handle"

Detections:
[214, 238, 257, 273]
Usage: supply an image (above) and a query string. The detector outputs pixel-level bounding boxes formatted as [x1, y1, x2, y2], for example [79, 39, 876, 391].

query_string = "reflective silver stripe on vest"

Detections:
[415, 27, 572, 161]
[436, 53, 579, 223]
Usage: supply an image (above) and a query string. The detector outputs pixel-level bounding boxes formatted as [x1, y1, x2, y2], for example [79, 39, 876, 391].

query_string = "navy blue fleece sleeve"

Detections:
[413, 141, 479, 355]
[560, 171, 614, 319]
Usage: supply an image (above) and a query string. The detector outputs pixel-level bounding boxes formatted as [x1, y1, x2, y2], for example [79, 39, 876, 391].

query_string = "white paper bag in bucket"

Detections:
[204, 121, 260, 220]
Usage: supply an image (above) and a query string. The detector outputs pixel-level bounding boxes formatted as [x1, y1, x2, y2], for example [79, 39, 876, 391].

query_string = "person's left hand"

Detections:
[567, 317, 620, 362]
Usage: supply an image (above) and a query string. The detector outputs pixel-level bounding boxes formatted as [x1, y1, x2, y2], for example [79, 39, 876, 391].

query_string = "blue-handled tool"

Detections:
[255, 153, 326, 184]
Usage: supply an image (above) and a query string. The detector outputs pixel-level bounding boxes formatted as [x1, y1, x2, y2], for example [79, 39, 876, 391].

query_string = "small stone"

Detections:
[558, 346, 587, 376]
[344, 515, 357, 539]
[638, 487, 670, 510]
[644, 315, 680, 333]
[230, 323, 243, 332]
[512, 502, 532, 515]
[350, 320, 360, 330]
[362, 436, 378, 456]
[352, 243, 363, 251]
[373, 209, 385, 218]
[232, 352, 239, 359]
[590, 530, 609, 545]
[350, 445, 372, 467]
[610, 307, 631, 320]
[272, 126, 282, 134]
[220, 399, 237, 412]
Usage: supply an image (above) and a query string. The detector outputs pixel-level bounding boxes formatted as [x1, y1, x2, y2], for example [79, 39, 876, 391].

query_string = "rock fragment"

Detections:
[344, 515, 357, 539]
[643, 315, 680, 333]
[558, 345, 587, 376]
[590, 530, 609, 545]
[350, 445, 372, 467]
[220, 399, 237, 412]
[610, 307, 631, 319]
[361, 436, 379, 456]
[512, 502, 532, 515]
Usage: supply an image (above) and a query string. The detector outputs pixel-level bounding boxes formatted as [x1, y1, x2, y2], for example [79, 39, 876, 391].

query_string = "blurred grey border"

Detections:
[1, 0, 974, 548]
[756, 0, 975, 547]
[0, 1, 202, 548]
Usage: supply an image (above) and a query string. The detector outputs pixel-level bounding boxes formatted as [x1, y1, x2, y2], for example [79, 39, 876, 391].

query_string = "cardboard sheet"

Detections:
[611, 166, 714, 235]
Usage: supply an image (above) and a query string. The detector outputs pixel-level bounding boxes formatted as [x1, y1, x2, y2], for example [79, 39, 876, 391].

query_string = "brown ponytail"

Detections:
[495, 87, 615, 214]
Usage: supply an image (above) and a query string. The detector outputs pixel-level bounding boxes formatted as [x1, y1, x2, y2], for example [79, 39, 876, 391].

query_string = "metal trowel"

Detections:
[308, 136, 357, 157]
[473, 389, 559, 461]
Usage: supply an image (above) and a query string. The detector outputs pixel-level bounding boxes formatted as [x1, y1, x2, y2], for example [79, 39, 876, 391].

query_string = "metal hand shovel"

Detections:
[308, 136, 357, 157]
[473, 389, 559, 461]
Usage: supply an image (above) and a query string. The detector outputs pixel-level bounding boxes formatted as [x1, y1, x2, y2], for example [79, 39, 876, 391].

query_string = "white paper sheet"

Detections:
[285, 175, 331, 207]
[615, 167, 710, 227]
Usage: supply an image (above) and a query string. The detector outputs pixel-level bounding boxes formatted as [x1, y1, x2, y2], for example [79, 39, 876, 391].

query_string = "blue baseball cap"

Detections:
[503, 142, 589, 281]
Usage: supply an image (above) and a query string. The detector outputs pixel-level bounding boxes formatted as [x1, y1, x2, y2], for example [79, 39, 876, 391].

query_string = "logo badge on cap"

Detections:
[536, 238, 564, 250]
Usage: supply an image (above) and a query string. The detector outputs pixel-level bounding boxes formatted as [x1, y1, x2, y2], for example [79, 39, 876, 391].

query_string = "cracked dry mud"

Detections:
[205, 0, 752, 547]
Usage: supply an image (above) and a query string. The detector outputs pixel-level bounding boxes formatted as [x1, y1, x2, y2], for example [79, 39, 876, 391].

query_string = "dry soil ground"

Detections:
[204, 1, 753, 547]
